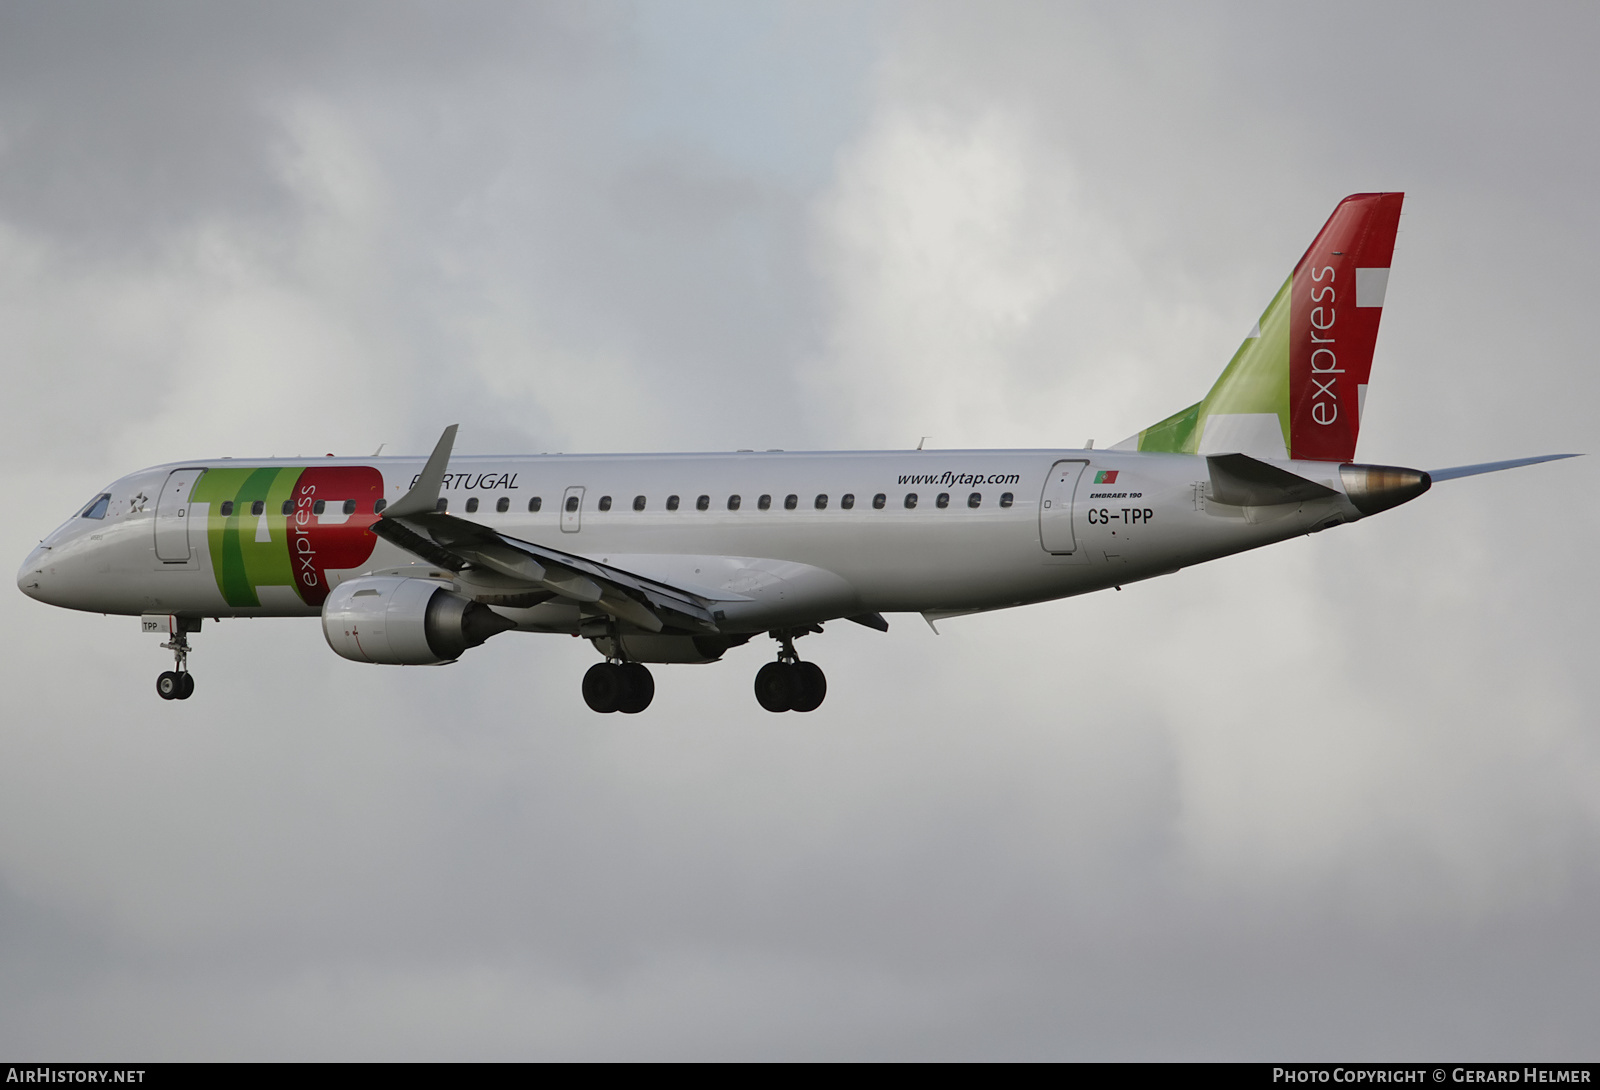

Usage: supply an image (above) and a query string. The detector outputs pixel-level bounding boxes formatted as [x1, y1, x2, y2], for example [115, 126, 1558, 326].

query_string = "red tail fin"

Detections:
[1289, 192, 1404, 462]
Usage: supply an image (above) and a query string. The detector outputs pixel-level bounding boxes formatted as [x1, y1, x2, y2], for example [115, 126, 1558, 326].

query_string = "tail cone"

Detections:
[1340, 463, 1432, 516]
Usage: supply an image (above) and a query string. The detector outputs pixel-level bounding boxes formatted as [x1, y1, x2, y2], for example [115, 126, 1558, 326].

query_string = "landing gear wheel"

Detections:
[789, 661, 826, 713]
[754, 661, 794, 713]
[617, 663, 654, 714]
[157, 621, 197, 703]
[583, 662, 625, 713]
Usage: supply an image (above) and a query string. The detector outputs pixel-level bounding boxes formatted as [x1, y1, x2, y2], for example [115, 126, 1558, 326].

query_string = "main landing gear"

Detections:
[156, 626, 195, 701]
[754, 630, 826, 713]
[583, 660, 655, 714]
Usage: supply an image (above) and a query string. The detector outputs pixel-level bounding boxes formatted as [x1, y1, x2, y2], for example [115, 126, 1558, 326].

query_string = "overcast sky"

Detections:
[2, 1, 1597, 1060]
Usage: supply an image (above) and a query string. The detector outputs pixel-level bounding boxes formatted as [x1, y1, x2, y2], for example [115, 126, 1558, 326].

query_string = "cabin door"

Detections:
[155, 468, 206, 563]
[1038, 460, 1088, 554]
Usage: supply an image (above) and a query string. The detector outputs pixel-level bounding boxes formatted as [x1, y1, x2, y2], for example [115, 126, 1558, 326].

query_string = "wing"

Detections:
[370, 427, 719, 634]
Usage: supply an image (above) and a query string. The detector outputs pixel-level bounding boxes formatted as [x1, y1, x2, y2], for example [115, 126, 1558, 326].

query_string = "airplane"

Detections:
[16, 192, 1578, 714]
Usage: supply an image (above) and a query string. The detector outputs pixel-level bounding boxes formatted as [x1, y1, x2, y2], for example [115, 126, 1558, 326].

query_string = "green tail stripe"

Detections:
[1137, 401, 1202, 454]
[1138, 273, 1292, 454]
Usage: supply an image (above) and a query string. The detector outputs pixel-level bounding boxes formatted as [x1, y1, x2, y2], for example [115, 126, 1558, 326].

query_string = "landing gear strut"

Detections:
[156, 624, 196, 701]
[583, 660, 655, 714]
[754, 629, 826, 713]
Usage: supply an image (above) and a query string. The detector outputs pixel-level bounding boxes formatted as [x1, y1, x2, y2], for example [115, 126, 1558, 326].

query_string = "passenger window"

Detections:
[565, 496, 579, 513]
[667, 495, 681, 511]
[80, 494, 112, 519]
[696, 495, 710, 511]
[496, 497, 510, 513]
[220, 501, 234, 517]
[904, 493, 918, 508]
[1000, 492, 1014, 508]
[727, 495, 741, 510]
[598, 496, 612, 512]
[872, 493, 886, 509]
[936, 492, 950, 508]
[758, 494, 772, 510]
[528, 497, 542, 513]
[373, 499, 386, 514]
[313, 499, 326, 515]
[465, 497, 479, 513]
[633, 495, 646, 511]
[251, 500, 265, 517]
[282, 500, 293, 516]
[841, 493, 855, 510]
[814, 494, 828, 509]
[343, 499, 357, 515]
[968, 492, 982, 508]
[784, 494, 798, 510]
[436, 498, 448, 513]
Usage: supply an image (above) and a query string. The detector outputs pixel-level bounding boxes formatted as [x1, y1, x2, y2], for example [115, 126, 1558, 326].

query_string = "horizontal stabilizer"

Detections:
[1206, 453, 1340, 507]
[1427, 453, 1582, 482]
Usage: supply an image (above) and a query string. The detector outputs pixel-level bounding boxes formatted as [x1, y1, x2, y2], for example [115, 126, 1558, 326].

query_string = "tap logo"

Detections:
[192, 465, 384, 608]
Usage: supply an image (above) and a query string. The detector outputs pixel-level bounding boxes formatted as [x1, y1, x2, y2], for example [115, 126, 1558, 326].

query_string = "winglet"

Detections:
[383, 425, 458, 518]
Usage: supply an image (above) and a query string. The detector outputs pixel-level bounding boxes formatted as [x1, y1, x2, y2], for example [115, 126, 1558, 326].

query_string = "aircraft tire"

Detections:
[156, 671, 180, 701]
[790, 662, 826, 713]
[177, 673, 195, 700]
[582, 662, 624, 713]
[754, 661, 793, 713]
[618, 663, 654, 714]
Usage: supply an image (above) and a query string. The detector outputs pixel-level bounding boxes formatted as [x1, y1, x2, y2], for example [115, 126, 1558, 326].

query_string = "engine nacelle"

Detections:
[322, 576, 516, 665]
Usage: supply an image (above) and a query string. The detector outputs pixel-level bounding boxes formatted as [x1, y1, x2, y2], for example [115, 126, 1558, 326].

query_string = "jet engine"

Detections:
[322, 576, 516, 665]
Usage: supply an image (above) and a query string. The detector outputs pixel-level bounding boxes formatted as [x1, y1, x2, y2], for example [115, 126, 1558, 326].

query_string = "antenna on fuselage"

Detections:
[917, 436, 930, 450]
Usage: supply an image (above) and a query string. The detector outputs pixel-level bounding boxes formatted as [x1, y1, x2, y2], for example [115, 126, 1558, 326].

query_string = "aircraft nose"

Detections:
[1339, 464, 1433, 516]
[17, 548, 48, 601]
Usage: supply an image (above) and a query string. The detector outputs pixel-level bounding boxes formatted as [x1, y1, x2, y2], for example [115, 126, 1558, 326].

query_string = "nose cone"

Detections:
[1340, 463, 1432, 516]
[17, 547, 48, 601]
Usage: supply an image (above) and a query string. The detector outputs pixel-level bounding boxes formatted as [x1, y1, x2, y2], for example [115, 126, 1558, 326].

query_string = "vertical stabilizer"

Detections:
[1119, 193, 1403, 462]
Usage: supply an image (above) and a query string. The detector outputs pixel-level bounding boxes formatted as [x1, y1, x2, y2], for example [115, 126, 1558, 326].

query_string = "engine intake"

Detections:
[322, 576, 516, 665]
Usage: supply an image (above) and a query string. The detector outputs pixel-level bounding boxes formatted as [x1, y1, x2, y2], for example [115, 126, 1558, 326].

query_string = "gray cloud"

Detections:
[1, 0, 1596, 1060]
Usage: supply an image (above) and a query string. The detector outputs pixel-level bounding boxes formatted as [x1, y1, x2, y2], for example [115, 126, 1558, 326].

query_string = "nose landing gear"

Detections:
[156, 670, 193, 701]
[155, 621, 197, 701]
[754, 629, 826, 713]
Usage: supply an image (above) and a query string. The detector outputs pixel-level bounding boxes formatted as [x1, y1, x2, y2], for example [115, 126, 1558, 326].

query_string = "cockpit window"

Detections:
[80, 494, 111, 520]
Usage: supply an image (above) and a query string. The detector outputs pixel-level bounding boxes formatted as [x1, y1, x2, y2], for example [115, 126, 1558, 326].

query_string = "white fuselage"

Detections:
[19, 448, 1363, 634]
